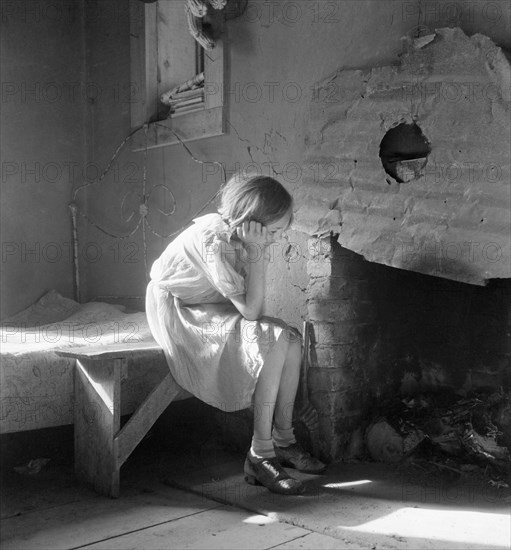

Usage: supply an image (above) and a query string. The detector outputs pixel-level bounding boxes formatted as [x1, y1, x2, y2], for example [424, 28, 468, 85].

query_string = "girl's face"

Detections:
[265, 209, 292, 243]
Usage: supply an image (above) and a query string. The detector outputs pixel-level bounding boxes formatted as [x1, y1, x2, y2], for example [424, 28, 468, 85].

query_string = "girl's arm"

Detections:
[229, 221, 268, 321]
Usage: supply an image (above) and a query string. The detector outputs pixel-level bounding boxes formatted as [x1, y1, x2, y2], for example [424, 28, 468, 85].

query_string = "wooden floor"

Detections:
[2, 405, 510, 550]
[1, 427, 347, 550]
[1, 472, 345, 549]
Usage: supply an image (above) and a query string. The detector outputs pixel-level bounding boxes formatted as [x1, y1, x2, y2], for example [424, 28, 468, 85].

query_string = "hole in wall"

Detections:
[379, 122, 432, 183]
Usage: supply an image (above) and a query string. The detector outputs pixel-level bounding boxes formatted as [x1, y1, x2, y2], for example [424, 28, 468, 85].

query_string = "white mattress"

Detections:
[0, 290, 170, 434]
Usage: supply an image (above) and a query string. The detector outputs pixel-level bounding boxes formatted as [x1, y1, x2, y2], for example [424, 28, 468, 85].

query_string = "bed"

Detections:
[1, 288, 193, 496]
[1, 126, 205, 496]
[0, 289, 174, 435]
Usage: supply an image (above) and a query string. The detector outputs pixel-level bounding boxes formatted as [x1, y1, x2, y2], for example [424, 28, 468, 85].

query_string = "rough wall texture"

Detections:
[81, 0, 427, 319]
[307, 238, 380, 459]
[80, 2, 511, 303]
[0, 0, 85, 319]
[297, 27, 511, 286]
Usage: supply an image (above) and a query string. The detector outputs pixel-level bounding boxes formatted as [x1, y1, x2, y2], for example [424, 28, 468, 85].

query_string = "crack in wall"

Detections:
[298, 27, 511, 285]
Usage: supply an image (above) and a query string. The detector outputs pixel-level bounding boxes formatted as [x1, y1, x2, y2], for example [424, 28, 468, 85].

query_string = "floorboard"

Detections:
[81, 506, 310, 550]
[1, 483, 220, 550]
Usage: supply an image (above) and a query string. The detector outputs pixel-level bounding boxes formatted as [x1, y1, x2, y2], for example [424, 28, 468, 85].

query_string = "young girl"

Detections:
[146, 174, 325, 495]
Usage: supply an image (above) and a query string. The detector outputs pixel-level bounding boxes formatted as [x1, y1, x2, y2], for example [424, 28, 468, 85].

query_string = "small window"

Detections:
[129, 0, 226, 149]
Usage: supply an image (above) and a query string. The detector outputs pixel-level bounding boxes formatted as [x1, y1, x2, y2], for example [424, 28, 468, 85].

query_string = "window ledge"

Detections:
[132, 106, 224, 151]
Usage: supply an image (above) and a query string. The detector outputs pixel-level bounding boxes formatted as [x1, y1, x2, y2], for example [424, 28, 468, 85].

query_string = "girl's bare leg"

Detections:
[246, 329, 313, 495]
[273, 334, 301, 432]
[252, 331, 289, 445]
[270, 331, 326, 474]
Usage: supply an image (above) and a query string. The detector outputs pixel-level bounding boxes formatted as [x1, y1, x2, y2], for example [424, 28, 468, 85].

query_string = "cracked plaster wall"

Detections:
[79, 1, 510, 460]
[83, 0, 439, 313]
[297, 27, 511, 286]
[82, 1, 510, 308]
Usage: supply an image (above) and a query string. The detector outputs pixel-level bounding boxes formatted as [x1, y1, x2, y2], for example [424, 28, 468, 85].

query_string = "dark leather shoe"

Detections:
[274, 442, 326, 474]
[244, 452, 304, 495]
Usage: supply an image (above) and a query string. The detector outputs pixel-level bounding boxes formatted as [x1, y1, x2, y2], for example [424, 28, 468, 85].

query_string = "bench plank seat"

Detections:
[56, 342, 187, 498]
[56, 340, 164, 360]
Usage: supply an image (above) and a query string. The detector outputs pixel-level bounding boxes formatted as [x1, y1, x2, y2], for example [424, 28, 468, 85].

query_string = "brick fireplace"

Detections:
[306, 237, 510, 460]
[295, 27, 511, 460]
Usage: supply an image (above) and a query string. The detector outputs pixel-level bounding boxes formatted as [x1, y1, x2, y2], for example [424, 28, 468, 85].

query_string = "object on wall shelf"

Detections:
[130, 0, 226, 149]
[160, 72, 205, 117]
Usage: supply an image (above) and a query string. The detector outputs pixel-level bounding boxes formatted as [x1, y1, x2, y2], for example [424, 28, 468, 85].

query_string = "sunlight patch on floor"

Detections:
[243, 514, 279, 525]
[339, 507, 511, 547]
[322, 480, 373, 489]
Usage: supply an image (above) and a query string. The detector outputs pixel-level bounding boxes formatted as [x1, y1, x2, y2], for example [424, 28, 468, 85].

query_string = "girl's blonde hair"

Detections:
[218, 174, 293, 229]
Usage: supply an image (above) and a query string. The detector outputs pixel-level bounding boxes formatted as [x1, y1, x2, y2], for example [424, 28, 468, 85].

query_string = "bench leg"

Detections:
[115, 373, 183, 467]
[74, 358, 123, 498]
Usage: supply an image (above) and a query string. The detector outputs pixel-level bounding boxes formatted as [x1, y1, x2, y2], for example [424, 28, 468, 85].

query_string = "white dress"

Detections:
[146, 213, 297, 412]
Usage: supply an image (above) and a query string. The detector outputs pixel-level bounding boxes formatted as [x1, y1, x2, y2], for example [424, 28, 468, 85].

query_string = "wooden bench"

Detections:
[56, 342, 187, 498]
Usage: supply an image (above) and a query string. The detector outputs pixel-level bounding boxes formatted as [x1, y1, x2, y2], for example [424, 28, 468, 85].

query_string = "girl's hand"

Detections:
[236, 221, 272, 247]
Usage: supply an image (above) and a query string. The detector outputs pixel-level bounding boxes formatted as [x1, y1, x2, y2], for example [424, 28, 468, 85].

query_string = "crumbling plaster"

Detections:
[296, 27, 511, 286]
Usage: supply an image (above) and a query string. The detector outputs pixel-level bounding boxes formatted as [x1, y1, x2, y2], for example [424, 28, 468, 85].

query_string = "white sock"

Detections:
[250, 437, 275, 459]
[272, 426, 296, 448]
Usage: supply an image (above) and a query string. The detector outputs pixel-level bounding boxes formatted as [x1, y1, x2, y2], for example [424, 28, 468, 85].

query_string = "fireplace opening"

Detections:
[306, 237, 511, 476]
[379, 122, 432, 183]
